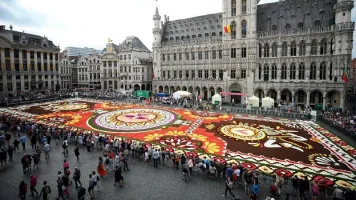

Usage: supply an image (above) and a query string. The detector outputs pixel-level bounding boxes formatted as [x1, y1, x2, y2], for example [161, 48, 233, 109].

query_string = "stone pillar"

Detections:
[306, 92, 310, 108]
[322, 92, 327, 110]
[340, 92, 345, 110]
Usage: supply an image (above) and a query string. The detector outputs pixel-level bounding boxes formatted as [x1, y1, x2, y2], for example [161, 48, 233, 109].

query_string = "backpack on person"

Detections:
[62, 143, 67, 149]
[44, 185, 51, 195]
[105, 157, 110, 165]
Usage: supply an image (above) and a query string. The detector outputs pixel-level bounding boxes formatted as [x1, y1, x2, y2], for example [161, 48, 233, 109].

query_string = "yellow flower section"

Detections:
[203, 141, 220, 154]
[144, 133, 164, 141]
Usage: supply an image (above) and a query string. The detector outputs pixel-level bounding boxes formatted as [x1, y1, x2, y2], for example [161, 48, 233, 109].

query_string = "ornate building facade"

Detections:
[152, 0, 354, 109]
[0, 25, 61, 94]
[100, 36, 153, 92]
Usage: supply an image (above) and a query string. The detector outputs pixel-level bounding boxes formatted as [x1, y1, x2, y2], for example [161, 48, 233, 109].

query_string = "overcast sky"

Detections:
[0, 0, 355, 57]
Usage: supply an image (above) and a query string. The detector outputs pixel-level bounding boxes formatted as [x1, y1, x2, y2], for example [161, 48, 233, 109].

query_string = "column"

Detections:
[277, 90, 281, 101]
[292, 91, 295, 103]
[322, 92, 327, 110]
[306, 92, 310, 108]
[340, 93, 345, 110]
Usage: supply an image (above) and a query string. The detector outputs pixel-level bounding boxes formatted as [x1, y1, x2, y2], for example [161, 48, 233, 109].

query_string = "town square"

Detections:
[0, 0, 356, 199]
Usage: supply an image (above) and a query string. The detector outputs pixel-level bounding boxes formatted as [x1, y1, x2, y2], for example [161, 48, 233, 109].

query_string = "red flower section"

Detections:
[335, 140, 348, 147]
[213, 157, 227, 165]
[241, 162, 257, 171]
[274, 168, 293, 178]
[347, 149, 356, 156]
[313, 175, 334, 187]
[185, 151, 198, 158]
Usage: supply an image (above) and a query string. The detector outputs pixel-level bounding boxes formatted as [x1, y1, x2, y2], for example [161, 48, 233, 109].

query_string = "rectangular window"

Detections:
[185, 52, 189, 60]
[231, 48, 236, 58]
[204, 51, 209, 59]
[191, 70, 195, 78]
[179, 71, 182, 78]
[198, 51, 202, 60]
[128, 54, 131, 60]
[185, 71, 189, 79]
[174, 53, 177, 61]
[124, 55, 127, 60]
[198, 70, 202, 78]
[212, 70, 216, 79]
[241, 47, 247, 58]
[219, 70, 223, 80]
[168, 71, 170, 78]
[204, 70, 208, 79]
[179, 53, 182, 61]
[241, 69, 246, 78]
[191, 52, 195, 60]
[231, 69, 236, 79]
[219, 50, 222, 59]
[212, 50, 217, 59]
[162, 54, 165, 61]
[174, 71, 177, 78]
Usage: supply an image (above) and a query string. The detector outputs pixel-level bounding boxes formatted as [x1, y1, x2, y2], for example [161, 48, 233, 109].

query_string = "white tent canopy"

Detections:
[262, 97, 275, 108]
[248, 96, 260, 107]
[211, 93, 222, 104]
[173, 91, 192, 99]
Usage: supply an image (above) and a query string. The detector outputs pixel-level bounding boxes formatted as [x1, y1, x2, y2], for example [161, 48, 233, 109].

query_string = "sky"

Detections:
[0, 0, 355, 57]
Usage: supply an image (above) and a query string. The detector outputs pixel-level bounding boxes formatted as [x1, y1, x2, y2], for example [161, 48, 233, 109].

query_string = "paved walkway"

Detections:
[0, 138, 303, 200]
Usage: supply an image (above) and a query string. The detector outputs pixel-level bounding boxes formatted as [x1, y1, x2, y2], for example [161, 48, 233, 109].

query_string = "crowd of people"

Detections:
[321, 109, 356, 136]
[0, 107, 355, 200]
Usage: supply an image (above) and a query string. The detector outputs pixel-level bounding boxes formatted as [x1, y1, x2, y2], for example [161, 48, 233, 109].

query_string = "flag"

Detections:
[224, 25, 231, 33]
[342, 65, 349, 83]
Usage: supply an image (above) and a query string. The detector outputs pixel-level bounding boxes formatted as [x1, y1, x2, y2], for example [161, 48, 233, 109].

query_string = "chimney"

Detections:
[0, 25, 5, 31]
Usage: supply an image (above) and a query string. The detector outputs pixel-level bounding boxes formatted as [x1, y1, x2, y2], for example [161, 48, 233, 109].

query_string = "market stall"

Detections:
[173, 91, 192, 99]
[248, 96, 260, 107]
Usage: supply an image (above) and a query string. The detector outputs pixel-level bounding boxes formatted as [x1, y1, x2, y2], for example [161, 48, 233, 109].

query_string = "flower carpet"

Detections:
[2, 99, 356, 189]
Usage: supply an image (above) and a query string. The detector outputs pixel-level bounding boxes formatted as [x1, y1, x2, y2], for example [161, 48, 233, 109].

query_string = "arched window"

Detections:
[282, 42, 287, 57]
[231, 21, 236, 39]
[310, 62, 317, 80]
[176, 36, 180, 40]
[258, 64, 262, 80]
[264, 43, 270, 58]
[205, 33, 209, 37]
[290, 63, 296, 79]
[212, 32, 216, 36]
[181, 36, 185, 40]
[263, 64, 269, 81]
[281, 63, 287, 79]
[298, 63, 305, 80]
[186, 35, 190, 40]
[242, 0, 247, 14]
[299, 40, 306, 56]
[258, 44, 262, 58]
[311, 39, 318, 55]
[271, 63, 277, 79]
[198, 34, 202, 38]
[231, 0, 236, 16]
[241, 20, 247, 38]
[291, 41, 297, 56]
[272, 42, 278, 57]
[320, 62, 326, 80]
[320, 38, 327, 55]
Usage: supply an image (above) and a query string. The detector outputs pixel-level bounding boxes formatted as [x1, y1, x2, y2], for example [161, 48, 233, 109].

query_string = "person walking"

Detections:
[88, 174, 94, 199]
[43, 142, 50, 159]
[114, 164, 124, 187]
[29, 174, 39, 197]
[0, 148, 7, 167]
[39, 181, 51, 200]
[97, 157, 107, 177]
[77, 186, 86, 200]
[19, 181, 28, 200]
[91, 171, 101, 192]
[187, 156, 194, 176]
[74, 147, 80, 160]
[73, 167, 82, 189]
[7, 145, 14, 161]
[223, 177, 237, 199]
[20, 135, 26, 151]
[56, 177, 66, 200]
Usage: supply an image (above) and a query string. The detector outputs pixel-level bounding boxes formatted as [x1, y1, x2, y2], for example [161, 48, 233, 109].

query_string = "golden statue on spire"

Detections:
[108, 38, 113, 43]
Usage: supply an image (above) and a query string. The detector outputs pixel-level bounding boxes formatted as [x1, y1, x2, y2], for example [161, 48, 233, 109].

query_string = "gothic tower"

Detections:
[152, 7, 162, 80]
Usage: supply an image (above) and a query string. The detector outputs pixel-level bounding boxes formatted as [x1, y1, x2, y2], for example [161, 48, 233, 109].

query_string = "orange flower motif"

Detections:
[310, 137, 322, 143]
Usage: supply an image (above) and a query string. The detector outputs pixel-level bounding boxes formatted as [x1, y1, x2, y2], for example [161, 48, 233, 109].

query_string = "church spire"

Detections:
[155, 6, 159, 16]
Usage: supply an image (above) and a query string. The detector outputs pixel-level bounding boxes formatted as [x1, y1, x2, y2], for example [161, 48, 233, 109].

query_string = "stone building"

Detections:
[101, 37, 153, 92]
[0, 25, 61, 94]
[59, 50, 75, 89]
[76, 52, 101, 88]
[152, 0, 354, 109]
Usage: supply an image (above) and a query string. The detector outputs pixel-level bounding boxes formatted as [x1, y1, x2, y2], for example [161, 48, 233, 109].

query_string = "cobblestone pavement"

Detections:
[1, 132, 343, 200]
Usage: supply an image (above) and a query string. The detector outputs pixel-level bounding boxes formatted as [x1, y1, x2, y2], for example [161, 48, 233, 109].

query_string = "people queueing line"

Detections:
[1, 110, 356, 200]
